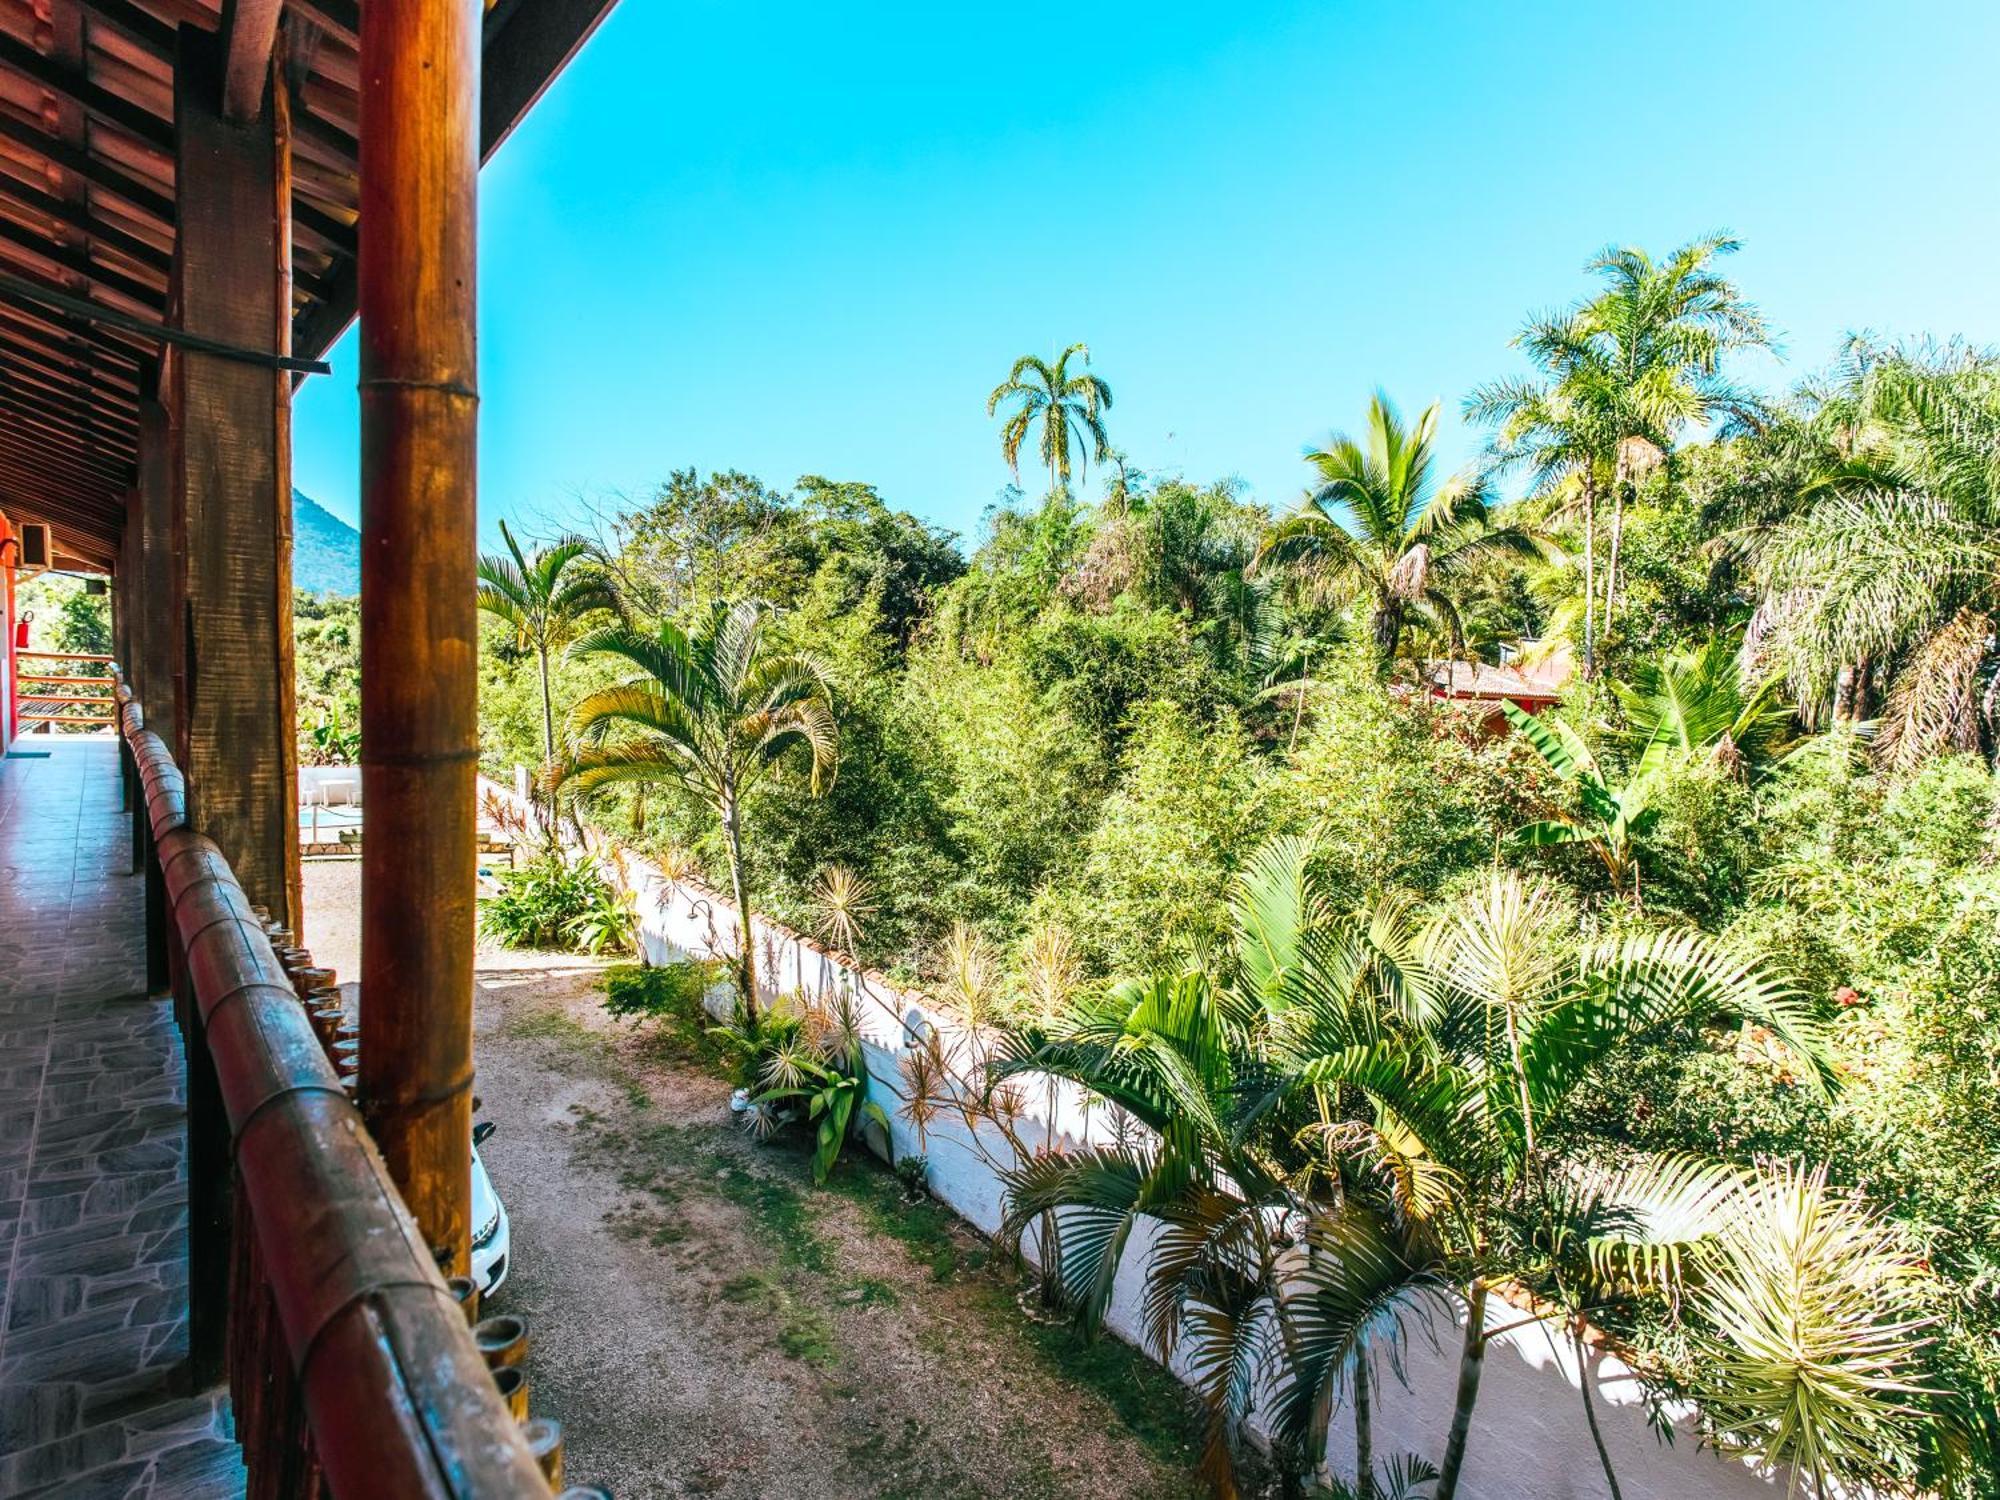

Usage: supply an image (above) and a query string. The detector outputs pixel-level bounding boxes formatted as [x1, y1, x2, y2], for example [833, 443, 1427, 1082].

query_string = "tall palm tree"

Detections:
[1470, 234, 1769, 672]
[987, 343, 1114, 492]
[1257, 393, 1556, 666]
[475, 520, 618, 826]
[1752, 346, 2000, 769]
[555, 600, 837, 1023]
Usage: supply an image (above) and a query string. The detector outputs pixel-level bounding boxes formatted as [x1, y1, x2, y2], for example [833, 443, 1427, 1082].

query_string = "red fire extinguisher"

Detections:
[14, 610, 31, 649]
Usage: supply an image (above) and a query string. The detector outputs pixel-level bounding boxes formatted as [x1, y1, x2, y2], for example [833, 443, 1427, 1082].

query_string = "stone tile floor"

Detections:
[0, 737, 244, 1498]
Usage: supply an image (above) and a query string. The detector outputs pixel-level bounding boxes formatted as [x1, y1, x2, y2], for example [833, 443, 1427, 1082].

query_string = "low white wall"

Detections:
[484, 778, 1791, 1498]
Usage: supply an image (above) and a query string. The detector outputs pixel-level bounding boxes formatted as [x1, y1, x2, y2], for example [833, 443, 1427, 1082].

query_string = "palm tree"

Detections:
[1752, 345, 2000, 769]
[476, 520, 618, 829]
[1257, 394, 1556, 666]
[1002, 841, 1830, 1500]
[1470, 234, 1769, 673]
[555, 599, 837, 1024]
[998, 841, 1457, 1497]
[987, 343, 1114, 492]
[1614, 637, 1796, 781]
[1410, 869, 1828, 1499]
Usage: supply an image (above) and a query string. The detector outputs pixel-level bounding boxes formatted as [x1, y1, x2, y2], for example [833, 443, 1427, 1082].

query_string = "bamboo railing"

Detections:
[112, 671, 588, 1499]
[16, 649, 117, 727]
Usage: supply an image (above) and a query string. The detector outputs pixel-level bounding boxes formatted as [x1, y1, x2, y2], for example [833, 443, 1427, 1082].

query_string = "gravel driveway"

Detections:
[301, 858, 1204, 1500]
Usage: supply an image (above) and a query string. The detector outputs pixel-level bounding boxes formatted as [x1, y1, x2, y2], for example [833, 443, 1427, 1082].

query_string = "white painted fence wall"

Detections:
[485, 777, 1793, 1499]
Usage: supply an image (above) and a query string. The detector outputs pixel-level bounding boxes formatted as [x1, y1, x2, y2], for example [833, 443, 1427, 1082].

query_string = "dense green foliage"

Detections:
[471, 239, 2000, 1496]
[477, 853, 624, 951]
[16, 572, 111, 655]
[294, 591, 360, 764]
[601, 959, 726, 1022]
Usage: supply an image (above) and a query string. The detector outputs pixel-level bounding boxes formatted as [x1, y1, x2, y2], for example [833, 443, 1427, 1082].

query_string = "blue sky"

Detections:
[294, 0, 2000, 549]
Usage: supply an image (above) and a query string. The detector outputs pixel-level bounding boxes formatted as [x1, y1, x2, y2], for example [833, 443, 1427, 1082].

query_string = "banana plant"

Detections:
[1502, 700, 1664, 906]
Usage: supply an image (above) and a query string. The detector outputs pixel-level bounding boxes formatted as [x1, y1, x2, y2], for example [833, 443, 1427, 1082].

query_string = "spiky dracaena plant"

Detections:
[1257, 393, 1558, 667]
[555, 599, 836, 1026]
[1685, 1162, 1937, 1498]
[987, 343, 1114, 493]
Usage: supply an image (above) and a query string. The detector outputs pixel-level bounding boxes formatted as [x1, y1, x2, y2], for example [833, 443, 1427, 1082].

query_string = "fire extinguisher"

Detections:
[14, 610, 31, 649]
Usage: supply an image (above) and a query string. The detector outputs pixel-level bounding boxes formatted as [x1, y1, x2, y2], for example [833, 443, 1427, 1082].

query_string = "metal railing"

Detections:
[16, 649, 117, 728]
[113, 670, 574, 1499]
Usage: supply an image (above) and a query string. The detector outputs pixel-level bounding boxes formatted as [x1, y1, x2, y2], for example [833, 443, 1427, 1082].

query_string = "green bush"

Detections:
[601, 959, 725, 1023]
[478, 854, 618, 950]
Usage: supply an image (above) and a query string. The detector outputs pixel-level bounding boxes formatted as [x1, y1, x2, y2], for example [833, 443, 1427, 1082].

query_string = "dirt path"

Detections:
[302, 861, 1204, 1500]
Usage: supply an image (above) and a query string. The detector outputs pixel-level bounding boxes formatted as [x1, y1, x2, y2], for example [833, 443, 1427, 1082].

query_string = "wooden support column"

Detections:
[138, 392, 175, 993]
[168, 27, 301, 932]
[358, 0, 481, 1271]
[136, 393, 176, 743]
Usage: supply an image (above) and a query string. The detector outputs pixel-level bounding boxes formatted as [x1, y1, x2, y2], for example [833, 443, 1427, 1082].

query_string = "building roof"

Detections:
[0, 0, 616, 567]
[1424, 658, 1563, 702]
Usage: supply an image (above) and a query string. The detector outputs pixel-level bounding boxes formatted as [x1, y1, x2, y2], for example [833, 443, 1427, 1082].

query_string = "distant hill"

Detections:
[294, 488, 360, 595]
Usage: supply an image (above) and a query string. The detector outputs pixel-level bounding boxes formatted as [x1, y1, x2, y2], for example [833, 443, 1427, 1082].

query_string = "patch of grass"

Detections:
[716, 1269, 840, 1367]
[846, 1276, 899, 1308]
[711, 1156, 837, 1275]
[823, 1147, 1205, 1474]
[776, 1304, 838, 1366]
[499, 1007, 601, 1053]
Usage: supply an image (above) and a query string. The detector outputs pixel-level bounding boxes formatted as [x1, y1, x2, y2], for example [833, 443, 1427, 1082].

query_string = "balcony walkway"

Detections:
[0, 737, 244, 1499]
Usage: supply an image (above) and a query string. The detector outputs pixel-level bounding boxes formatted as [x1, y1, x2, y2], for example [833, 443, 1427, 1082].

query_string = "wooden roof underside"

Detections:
[0, 0, 616, 568]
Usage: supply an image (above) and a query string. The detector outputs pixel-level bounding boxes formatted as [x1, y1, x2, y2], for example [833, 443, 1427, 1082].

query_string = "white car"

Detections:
[470, 1120, 511, 1294]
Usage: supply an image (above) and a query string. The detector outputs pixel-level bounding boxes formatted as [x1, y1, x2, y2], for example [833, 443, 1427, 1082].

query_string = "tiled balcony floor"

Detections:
[0, 736, 243, 1499]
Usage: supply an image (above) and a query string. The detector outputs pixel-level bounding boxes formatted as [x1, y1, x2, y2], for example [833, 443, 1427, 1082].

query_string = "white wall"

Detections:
[487, 777, 1796, 1499]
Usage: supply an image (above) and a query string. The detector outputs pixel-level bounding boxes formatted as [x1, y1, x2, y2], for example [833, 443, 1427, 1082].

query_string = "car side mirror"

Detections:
[472, 1120, 496, 1147]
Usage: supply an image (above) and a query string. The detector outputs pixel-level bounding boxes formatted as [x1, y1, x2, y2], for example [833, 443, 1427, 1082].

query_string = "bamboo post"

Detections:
[357, 0, 482, 1275]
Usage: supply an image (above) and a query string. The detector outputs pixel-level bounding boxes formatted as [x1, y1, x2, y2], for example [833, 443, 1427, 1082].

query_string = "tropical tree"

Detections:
[997, 841, 1457, 1497]
[1752, 345, 2000, 769]
[476, 519, 618, 826]
[554, 599, 837, 1023]
[1614, 636, 1796, 781]
[1001, 840, 1832, 1500]
[1408, 869, 1829, 1499]
[1257, 394, 1555, 666]
[1469, 234, 1769, 672]
[987, 343, 1114, 492]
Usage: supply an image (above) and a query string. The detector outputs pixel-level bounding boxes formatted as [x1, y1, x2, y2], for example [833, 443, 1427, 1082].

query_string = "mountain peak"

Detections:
[294, 488, 360, 595]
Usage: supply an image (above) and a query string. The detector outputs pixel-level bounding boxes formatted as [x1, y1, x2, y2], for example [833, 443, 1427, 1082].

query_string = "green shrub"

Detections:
[478, 854, 617, 950]
[601, 959, 725, 1023]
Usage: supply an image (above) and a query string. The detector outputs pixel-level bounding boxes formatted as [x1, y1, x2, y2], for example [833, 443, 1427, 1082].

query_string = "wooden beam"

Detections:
[0, 108, 176, 228]
[0, 209, 167, 311]
[222, 0, 285, 121]
[0, 328, 142, 411]
[0, 427, 129, 485]
[291, 0, 620, 362]
[0, 30, 174, 157]
[359, 0, 479, 1275]
[0, 388, 136, 459]
[0, 167, 172, 273]
[169, 24, 299, 929]
[85, 0, 181, 60]
[479, 0, 619, 158]
[0, 480, 124, 530]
